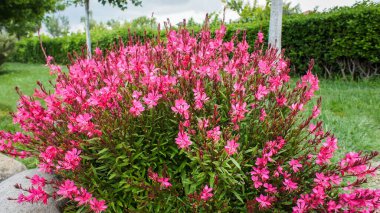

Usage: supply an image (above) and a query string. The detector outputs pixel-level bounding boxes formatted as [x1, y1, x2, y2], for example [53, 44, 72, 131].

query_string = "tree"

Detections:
[0, 30, 16, 66]
[222, 0, 244, 15]
[131, 16, 157, 29]
[222, 0, 299, 24]
[187, 18, 200, 28]
[283, 1, 301, 15]
[106, 19, 122, 30]
[268, 0, 283, 51]
[70, 0, 143, 58]
[80, 11, 99, 30]
[223, 0, 295, 51]
[0, 0, 65, 38]
[44, 15, 70, 37]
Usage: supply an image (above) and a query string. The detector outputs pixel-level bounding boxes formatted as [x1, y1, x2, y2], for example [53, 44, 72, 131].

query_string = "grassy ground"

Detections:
[0, 63, 55, 132]
[0, 63, 58, 168]
[316, 80, 380, 159]
[0, 62, 379, 165]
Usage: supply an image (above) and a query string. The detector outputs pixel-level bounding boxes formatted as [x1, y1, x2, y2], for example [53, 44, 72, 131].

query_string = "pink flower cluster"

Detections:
[148, 169, 172, 189]
[16, 177, 106, 213]
[56, 180, 106, 213]
[316, 136, 337, 165]
[200, 185, 213, 201]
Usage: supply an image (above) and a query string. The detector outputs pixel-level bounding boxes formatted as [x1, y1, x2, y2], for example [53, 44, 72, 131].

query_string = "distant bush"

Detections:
[229, 1, 380, 78]
[0, 31, 16, 67]
[282, 1, 380, 78]
[10, 2, 380, 78]
[1, 25, 379, 212]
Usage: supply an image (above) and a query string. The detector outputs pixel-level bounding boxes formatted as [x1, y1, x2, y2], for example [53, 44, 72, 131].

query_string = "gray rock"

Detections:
[0, 154, 27, 182]
[0, 169, 61, 213]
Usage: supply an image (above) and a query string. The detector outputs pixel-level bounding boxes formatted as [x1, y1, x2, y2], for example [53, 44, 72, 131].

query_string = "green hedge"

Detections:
[10, 3, 380, 77]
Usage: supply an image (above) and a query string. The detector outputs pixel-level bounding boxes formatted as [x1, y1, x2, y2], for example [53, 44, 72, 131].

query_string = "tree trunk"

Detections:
[268, 0, 283, 52]
[84, 0, 92, 58]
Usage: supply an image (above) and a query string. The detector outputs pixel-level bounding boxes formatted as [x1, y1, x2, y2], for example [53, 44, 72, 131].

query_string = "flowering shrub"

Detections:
[1, 25, 379, 212]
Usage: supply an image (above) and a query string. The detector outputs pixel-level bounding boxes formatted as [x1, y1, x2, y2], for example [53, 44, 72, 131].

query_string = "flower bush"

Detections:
[1, 25, 379, 212]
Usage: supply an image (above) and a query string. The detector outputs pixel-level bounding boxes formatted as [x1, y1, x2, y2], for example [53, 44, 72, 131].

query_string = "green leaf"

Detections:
[229, 157, 241, 170]
[232, 190, 244, 203]
[98, 148, 109, 155]
[209, 172, 216, 187]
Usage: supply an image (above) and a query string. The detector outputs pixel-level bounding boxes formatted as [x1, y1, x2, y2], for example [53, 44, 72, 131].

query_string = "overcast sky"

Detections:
[49, 0, 379, 33]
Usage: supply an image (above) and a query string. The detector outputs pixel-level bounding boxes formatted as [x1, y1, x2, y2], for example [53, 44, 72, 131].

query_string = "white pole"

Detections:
[84, 0, 92, 58]
[268, 0, 283, 52]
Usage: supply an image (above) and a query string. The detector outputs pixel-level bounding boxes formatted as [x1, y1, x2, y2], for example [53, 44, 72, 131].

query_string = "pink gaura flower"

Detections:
[264, 183, 278, 194]
[258, 60, 271, 75]
[276, 95, 287, 106]
[132, 90, 142, 99]
[312, 106, 320, 118]
[256, 194, 273, 209]
[58, 148, 81, 170]
[328, 174, 342, 186]
[39, 146, 59, 163]
[277, 59, 288, 72]
[157, 177, 172, 188]
[193, 80, 209, 109]
[130, 100, 145, 116]
[206, 126, 221, 142]
[57, 179, 78, 199]
[25, 186, 48, 204]
[290, 103, 304, 111]
[230, 101, 248, 124]
[314, 173, 330, 188]
[74, 187, 92, 205]
[292, 199, 308, 213]
[17, 194, 28, 203]
[233, 82, 246, 93]
[95, 47, 102, 56]
[251, 175, 263, 189]
[283, 179, 298, 191]
[38, 162, 54, 173]
[312, 185, 326, 200]
[175, 130, 192, 149]
[224, 139, 240, 156]
[255, 157, 268, 167]
[289, 159, 302, 173]
[316, 137, 337, 165]
[30, 175, 46, 187]
[171, 98, 190, 119]
[76, 113, 92, 127]
[90, 198, 107, 213]
[255, 84, 269, 100]
[327, 200, 342, 212]
[257, 31, 264, 43]
[302, 70, 319, 92]
[197, 118, 209, 130]
[309, 123, 317, 133]
[260, 108, 267, 121]
[268, 76, 282, 91]
[148, 171, 159, 182]
[200, 185, 213, 201]
[143, 91, 162, 108]
[194, 91, 209, 110]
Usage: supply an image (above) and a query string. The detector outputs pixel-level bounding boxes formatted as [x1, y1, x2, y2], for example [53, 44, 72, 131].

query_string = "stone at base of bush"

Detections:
[0, 154, 27, 182]
[0, 169, 61, 213]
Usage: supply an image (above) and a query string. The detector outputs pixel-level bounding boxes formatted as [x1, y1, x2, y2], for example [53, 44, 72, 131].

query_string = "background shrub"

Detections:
[0, 31, 16, 67]
[9, 2, 380, 78]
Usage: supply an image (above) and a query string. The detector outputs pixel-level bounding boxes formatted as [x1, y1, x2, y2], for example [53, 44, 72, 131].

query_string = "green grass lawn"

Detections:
[0, 63, 56, 132]
[0, 62, 379, 163]
[316, 80, 380, 159]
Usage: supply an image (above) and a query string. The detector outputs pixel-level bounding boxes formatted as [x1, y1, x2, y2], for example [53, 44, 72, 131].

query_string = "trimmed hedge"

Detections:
[10, 2, 380, 77]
